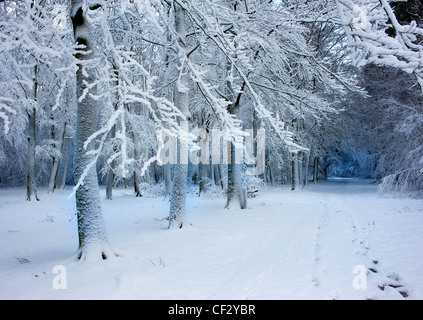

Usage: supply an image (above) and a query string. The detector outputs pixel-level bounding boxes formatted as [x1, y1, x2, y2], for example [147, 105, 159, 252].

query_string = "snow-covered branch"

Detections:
[336, 0, 423, 91]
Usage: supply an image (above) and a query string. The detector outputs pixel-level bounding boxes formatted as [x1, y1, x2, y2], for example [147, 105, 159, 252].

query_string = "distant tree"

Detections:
[0, 0, 76, 199]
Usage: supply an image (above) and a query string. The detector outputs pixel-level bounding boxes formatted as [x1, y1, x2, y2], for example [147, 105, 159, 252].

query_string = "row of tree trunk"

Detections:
[59, 0, 327, 260]
[291, 152, 319, 191]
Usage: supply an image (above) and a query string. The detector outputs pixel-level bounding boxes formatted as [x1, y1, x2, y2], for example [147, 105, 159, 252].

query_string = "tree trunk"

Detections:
[26, 104, 38, 201]
[71, 0, 111, 261]
[268, 161, 275, 186]
[214, 164, 222, 188]
[304, 152, 310, 188]
[198, 162, 207, 195]
[298, 152, 304, 188]
[169, 143, 188, 228]
[226, 140, 246, 209]
[48, 123, 66, 194]
[106, 125, 116, 200]
[134, 171, 142, 197]
[291, 155, 295, 191]
[105, 167, 114, 200]
[26, 5, 39, 202]
[291, 153, 300, 191]
[169, 2, 190, 229]
[198, 127, 209, 196]
[144, 149, 151, 184]
[313, 156, 319, 184]
[132, 132, 143, 197]
[59, 133, 70, 189]
[225, 60, 246, 209]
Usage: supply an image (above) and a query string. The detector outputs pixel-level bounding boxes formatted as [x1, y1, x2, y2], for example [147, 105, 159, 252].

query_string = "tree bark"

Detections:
[134, 172, 142, 197]
[105, 125, 116, 200]
[48, 122, 66, 194]
[71, 0, 111, 261]
[26, 105, 38, 201]
[26, 64, 39, 201]
[132, 132, 143, 197]
[198, 124, 210, 196]
[59, 132, 70, 189]
[298, 152, 304, 188]
[313, 156, 319, 184]
[304, 151, 310, 188]
[225, 62, 245, 209]
[198, 162, 207, 195]
[169, 2, 190, 229]
[226, 140, 246, 209]
[291, 153, 300, 191]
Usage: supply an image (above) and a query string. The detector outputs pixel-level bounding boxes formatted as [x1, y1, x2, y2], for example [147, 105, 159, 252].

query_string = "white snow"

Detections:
[1, 178, 422, 300]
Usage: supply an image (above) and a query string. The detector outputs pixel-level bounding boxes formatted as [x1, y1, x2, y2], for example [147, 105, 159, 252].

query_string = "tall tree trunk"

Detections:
[214, 164, 222, 188]
[59, 132, 70, 189]
[71, 0, 111, 261]
[268, 160, 275, 186]
[105, 166, 114, 200]
[105, 124, 116, 200]
[26, 65, 39, 201]
[223, 19, 262, 208]
[291, 153, 300, 191]
[226, 140, 246, 209]
[169, 2, 190, 229]
[303, 151, 310, 188]
[198, 162, 208, 195]
[225, 60, 246, 209]
[298, 152, 304, 188]
[26, 107, 38, 201]
[198, 121, 210, 196]
[313, 156, 319, 184]
[132, 132, 143, 197]
[144, 149, 151, 184]
[48, 122, 66, 194]
[134, 172, 142, 197]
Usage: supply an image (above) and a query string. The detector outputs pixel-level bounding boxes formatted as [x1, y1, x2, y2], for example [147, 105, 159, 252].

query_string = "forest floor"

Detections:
[1, 178, 423, 300]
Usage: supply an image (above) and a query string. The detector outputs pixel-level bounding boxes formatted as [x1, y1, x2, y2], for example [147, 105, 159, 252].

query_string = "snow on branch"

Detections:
[336, 0, 423, 92]
[379, 167, 423, 193]
[0, 0, 77, 133]
[0, 98, 16, 134]
[167, 0, 310, 153]
[71, 1, 188, 193]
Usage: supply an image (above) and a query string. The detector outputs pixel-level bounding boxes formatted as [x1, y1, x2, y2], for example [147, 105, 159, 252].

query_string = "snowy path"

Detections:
[0, 179, 422, 299]
[306, 180, 417, 299]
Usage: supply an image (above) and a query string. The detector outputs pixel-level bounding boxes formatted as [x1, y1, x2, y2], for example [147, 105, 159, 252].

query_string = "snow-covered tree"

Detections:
[167, 1, 191, 228]
[70, 0, 112, 260]
[335, 0, 423, 192]
[336, 0, 423, 90]
[0, 0, 76, 199]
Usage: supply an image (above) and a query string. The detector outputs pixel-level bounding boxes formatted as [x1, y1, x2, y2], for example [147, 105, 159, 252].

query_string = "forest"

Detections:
[0, 0, 423, 300]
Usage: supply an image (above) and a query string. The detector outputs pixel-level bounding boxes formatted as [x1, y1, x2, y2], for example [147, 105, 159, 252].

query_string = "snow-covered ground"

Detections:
[1, 178, 422, 300]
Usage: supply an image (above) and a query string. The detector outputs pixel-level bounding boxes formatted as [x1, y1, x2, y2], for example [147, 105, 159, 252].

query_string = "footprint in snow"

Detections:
[369, 261, 410, 298]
